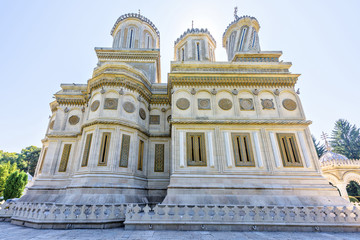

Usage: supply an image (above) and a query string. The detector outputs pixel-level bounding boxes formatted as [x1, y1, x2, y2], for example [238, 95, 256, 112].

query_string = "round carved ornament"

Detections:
[123, 101, 135, 113]
[90, 100, 100, 112]
[176, 98, 190, 110]
[282, 99, 297, 111]
[261, 99, 274, 109]
[240, 99, 254, 110]
[49, 120, 55, 130]
[139, 108, 146, 120]
[69, 115, 80, 125]
[218, 98, 233, 110]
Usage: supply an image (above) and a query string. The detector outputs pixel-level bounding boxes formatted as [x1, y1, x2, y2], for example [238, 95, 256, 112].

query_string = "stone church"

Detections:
[1, 12, 359, 231]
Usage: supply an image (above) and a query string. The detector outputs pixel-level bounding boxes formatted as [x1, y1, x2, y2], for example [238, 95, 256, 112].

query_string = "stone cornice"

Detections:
[171, 119, 312, 126]
[95, 48, 160, 62]
[46, 132, 81, 138]
[55, 98, 86, 106]
[169, 75, 298, 88]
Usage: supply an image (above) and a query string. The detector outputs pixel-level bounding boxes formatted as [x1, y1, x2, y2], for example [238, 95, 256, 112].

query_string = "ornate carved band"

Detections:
[218, 98, 233, 110]
[68, 115, 80, 125]
[139, 108, 146, 120]
[198, 99, 211, 110]
[261, 99, 275, 110]
[239, 98, 254, 110]
[176, 98, 190, 110]
[123, 101, 135, 113]
[90, 100, 100, 112]
[104, 98, 118, 110]
[282, 99, 297, 111]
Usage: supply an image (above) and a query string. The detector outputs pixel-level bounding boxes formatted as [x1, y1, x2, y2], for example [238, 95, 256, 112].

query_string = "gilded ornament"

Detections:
[282, 99, 297, 111]
[239, 98, 254, 110]
[261, 99, 275, 110]
[49, 120, 55, 130]
[198, 99, 211, 110]
[218, 98, 233, 110]
[176, 98, 190, 110]
[69, 115, 80, 125]
[139, 108, 146, 120]
[104, 98, 118, 110]
[90, 100, 100, 112]
[123, 101, 135, 113]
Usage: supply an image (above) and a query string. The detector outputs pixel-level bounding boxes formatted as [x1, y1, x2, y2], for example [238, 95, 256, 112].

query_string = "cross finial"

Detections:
[321, 131, 331, 151]
[234, 6, 238, 20]
[138, 9, 141, 15]
[191, 20, 194, 29]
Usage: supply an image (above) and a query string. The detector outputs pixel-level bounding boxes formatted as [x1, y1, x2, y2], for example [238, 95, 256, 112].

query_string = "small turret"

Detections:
[174, 28, 216, 62]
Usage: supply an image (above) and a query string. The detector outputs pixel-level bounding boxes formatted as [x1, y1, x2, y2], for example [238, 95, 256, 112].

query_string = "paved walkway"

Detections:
[0, 222, 359, 240]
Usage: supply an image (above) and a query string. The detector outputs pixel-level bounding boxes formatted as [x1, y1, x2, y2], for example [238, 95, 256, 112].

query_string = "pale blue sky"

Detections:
[1, 0, 359, 152]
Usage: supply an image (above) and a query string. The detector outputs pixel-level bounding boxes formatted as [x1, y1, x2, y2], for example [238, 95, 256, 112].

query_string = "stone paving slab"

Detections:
[0, 222, 359, 240]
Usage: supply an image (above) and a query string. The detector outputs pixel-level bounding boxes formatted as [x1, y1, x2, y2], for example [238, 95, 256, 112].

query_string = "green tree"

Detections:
[0, 162, 18, 197]
[346, 181, 360, 201]
[330, 119, 360, 159]
[3, 170, 28, 200]
[312, 135, 326, 158]
[18, 146, 40, 176]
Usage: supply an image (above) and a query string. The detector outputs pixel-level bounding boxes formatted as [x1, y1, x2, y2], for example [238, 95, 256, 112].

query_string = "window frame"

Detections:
[231, 133, 255, 167]
[186, 132, 207, 166]
[98, 132, 111, 166]
[276, 133, 303, 167]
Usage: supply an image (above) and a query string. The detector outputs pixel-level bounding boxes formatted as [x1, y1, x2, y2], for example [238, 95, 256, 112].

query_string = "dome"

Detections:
[110, 13, 160, 49]
[319, 150, 349, 163]
[222, 15, 261, 61]
[174, 28, 216, 62]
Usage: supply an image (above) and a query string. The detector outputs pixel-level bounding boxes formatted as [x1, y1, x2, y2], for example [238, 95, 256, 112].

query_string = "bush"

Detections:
[3, 171, 28, 200]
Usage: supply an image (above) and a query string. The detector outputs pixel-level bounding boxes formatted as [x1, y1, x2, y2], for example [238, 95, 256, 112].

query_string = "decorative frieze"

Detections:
[149, 115, 160, 125]
[154, 144, 165, 172]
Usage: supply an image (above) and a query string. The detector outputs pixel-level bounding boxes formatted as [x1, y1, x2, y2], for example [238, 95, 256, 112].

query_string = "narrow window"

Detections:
[129, 29, 134, 48]
[252, 31, 256, 47]
[181, 48, 185, 61]
[138, 140, 144, 171]
[196, 42, 200, 61]
[239, 28, 247, 51]
[154, 144, 165, 172]
[98, 132, 111, 166]
[186, 132, 207, 166]
[38, 148, 47, 174]
[147, 35, 150, 48]
[81, 133, 93, 167]
[59, 144, 72, 172]
[231, 133, 255, 167]
[276, 133, 303, 167]
[119, 134, 131, 167]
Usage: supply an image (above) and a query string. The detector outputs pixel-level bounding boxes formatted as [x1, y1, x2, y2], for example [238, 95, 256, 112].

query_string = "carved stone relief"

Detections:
[139, 108, 146, 120]
[176, 98, 190, 110]
[198, 99, 211, 110]
[154, 144, 165, 172]
[68, 115, 80, 125]
[150, 115, 160, 125]
[239, 98, 254, 110]
[104, 98, 118, 110]
[123, 101, 135, 113]
[90, 100, 100, 112]
[261, 99, 275, 110]
[282, 99, 297, 111]
[218, 98, 233, 110]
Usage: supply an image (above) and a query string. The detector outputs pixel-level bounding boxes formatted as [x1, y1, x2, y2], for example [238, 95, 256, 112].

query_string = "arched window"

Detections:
[196, 42, 200, 61]
[239, 27, 248, 51]
[181, 48, 185, 61]
[229, 33, 236, 53]
[128, 28, 134, 48]
[251, 30, 256, 48]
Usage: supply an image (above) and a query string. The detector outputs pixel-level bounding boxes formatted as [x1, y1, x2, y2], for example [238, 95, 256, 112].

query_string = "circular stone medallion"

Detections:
[69, 115, 80, 125]
[218, 98, 233, 110]
[90, 100, 100, 112]
[139, 108, 146, 120]
[282, 99, 297, 111]
[261, 99, 275, 110]
[123, 101, 135, 113]
[176, 98, 190, 110]
[239, 98, 254, 110]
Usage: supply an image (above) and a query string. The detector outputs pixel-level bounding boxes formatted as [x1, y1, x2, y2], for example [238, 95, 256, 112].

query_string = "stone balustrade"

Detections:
[125, 204, 360, 231]
[1, 202, 126, 228]
[320, 159, 360, 167]
[0, 202, 16, 220]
